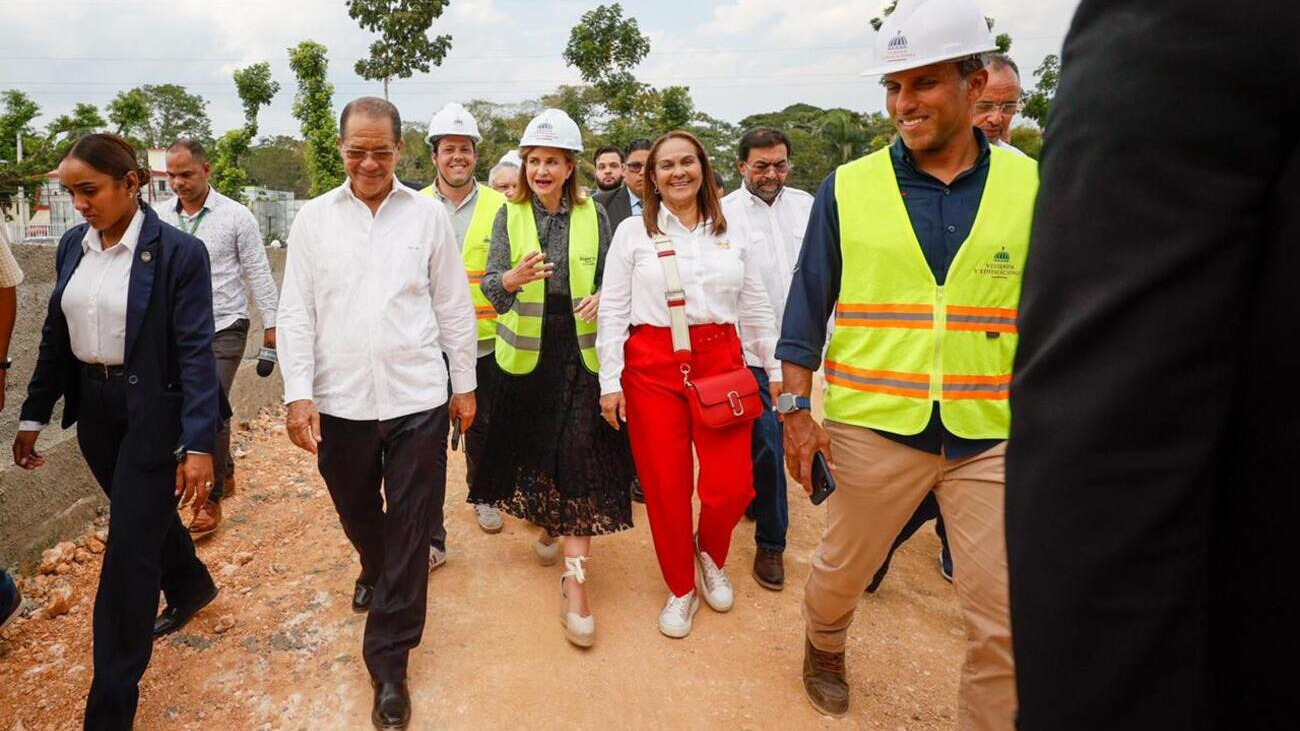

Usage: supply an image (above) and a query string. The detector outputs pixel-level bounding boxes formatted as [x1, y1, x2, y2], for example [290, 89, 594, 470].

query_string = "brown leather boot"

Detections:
[752, 547, 785, 591]
[802, 638, 849, 717]
[187, 500, 222, 540]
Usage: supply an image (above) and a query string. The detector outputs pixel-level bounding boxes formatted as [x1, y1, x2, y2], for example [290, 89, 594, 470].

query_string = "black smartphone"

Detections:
[810, 451, 836, 506]
[450, 417, 462, 452]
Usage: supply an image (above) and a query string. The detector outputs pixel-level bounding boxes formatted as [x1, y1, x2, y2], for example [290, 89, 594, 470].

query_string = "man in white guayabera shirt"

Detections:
[159, 138, 280, 539]
[276, 96, 478, 731]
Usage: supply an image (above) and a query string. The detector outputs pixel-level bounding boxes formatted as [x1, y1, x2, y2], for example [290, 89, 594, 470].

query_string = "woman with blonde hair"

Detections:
[597, 131, 780, 638]
[471, 109, 633, 648]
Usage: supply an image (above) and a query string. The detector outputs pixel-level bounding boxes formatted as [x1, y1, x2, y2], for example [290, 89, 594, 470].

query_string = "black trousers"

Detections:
[318, 406, 449, 682]
[1007, 2, 1300, 729]
[79, 374, 214, 730]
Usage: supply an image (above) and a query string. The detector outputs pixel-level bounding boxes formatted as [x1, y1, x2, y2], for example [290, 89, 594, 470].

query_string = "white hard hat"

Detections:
[425, 102, 482, 146]
[497, 150, 522, 167]
[519, 108, 583, 153]
[862, 0, 998, 76]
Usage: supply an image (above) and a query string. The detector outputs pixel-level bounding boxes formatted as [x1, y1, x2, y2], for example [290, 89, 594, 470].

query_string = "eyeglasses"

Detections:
[625, 162, 645, 172]
[342, 147, 397, 163]
[973, 101, 1023, 116]
[744, 161, 791, 175]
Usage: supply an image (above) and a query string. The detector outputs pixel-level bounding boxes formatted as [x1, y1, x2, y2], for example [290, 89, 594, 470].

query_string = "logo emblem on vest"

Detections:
[975, 246, 1019, 280]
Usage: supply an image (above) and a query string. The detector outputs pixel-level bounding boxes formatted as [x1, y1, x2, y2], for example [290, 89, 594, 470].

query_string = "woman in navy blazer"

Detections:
[12, 133, 224, 731]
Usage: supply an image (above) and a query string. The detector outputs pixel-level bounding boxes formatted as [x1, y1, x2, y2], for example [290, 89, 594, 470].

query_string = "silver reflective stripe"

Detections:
[943, 382, 1010, 393]
[577, 331, 598, 349]
[947, 314, 1016, 326]
[836, 311, 933, 322]
[826, 366, 929, 395]
[496, 322, 542, 351]
[513, 301, 545, 317]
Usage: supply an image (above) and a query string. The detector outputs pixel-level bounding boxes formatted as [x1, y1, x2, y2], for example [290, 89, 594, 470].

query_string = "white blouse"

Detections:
[596, 207, 780, 396]
[62, 208, 145, 367]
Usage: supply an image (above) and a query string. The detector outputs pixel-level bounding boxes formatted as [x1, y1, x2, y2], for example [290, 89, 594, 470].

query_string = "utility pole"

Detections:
[16, 131, 28, 241]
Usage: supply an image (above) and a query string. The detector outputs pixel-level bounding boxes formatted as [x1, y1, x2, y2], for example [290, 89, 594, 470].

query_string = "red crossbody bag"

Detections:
[652, 234, 763, 430]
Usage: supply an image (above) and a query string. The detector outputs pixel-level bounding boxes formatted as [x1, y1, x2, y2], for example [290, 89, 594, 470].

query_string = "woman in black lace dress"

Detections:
[470, 109, 633, 648]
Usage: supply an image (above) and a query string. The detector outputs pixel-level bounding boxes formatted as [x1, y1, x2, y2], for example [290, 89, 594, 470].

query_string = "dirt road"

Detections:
[0, 409, 963, 729]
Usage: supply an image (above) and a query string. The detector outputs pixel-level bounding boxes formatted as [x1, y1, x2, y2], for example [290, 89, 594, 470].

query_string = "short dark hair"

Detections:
[594, 145, 624, 164]
[737, 127, 792, 163]
[339, 96, 402, 144]
[713, 170, 725, 191]
[983, 52, 1020, 79]
[956, 54, 986, 79]
[624, 138, 652, 157]
[167, 138, 209, 164]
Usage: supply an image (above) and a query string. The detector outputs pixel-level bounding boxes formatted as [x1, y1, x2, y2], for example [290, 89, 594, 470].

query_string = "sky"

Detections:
[0, 0, 1082, 140]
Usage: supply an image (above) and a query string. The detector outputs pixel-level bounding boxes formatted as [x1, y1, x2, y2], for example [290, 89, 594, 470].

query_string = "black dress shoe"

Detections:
[631, 476, 645, 504]
[353, 581, 375, 614]
[153, 583, 219, 638]
[372, 681, 411, 730]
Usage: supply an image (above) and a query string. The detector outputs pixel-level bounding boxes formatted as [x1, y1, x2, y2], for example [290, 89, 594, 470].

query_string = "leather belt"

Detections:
[80, 362, 126, 381]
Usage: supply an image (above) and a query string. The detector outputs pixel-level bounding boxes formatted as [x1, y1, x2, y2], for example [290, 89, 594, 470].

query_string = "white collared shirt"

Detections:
[596, 208, 779, 395]
[157, 187, 279, 333]
[277, 179, 478, 421]
[992, 138, 1029, 156]
[61, 207, 145, 366]
[721, 185, 813, 367]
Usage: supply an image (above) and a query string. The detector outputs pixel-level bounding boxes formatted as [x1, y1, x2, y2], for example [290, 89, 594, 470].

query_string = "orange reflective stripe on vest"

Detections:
[945, 305, 1018, 334]
[834, 303, 935, 329]
[942, 373, 1013, 400]
[825, 361, 930, 399]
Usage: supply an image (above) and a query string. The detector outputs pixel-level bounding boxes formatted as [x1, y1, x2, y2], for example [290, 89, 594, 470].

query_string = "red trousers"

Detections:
[622, 324, 756, 597]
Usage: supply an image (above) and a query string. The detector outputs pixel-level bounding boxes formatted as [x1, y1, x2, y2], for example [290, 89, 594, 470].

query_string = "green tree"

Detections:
[1008, 125, 1042, 159]
[395, 121, 434, 186]
[347, 0, 453, 99]
[288, 40, 346, 196]
[737, 104, 890, 192]
[563, 3, 651, 118]
[211, 62, 281, 200]
[0, 91, 49, 215]
[108, 84, 212, 148]
[247, 136, 310, 197]
[46, 102, 106, 143]
[1020, 54, 1059, 128]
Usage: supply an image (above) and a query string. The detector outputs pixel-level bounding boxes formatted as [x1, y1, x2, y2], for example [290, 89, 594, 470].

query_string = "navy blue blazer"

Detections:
[20, 205, 226, 456]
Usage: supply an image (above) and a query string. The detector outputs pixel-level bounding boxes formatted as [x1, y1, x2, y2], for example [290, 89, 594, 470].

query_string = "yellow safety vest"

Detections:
[419, 183, 508, 342]
[494, 199, 600, 375]
[824, 146, 1038, 439]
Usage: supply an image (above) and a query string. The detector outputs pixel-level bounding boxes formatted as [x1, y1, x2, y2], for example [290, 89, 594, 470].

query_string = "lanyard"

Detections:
[178, 208, 209, 236]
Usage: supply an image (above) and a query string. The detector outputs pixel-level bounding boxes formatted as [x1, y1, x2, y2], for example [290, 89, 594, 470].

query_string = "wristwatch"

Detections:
[775, 393, 811, 415]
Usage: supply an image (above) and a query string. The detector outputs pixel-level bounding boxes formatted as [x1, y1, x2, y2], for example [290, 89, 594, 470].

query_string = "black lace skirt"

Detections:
[469, 296, 634, 537]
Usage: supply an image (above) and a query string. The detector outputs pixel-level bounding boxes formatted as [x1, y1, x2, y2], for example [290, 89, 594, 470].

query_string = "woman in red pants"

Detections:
[597, 131, 780, 638]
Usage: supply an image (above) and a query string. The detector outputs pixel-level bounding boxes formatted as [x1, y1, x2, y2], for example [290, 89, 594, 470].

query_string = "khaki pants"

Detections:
[804, 421, 1014, 731]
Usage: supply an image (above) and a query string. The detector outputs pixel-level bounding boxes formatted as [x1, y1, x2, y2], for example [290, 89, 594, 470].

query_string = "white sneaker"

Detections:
[695, 543, 733, 612]
[474, 504, 504, 534]
[428, 546, 447, 573]
[560, 556, 595, 648]
[535, 535, 560, 567]
[659, 591, 700, 639]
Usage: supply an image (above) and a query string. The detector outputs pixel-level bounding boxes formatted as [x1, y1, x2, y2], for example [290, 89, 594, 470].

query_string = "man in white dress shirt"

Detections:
[277, 97, 477, 731]
[721, 128, 813, 592]
[973, 53, 1028, 155]
[159, 139, 280, 538]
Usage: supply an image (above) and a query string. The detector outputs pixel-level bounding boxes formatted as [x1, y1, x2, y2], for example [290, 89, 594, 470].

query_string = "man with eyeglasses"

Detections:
[973, 53, 1027, 155]
[594, 138, 651, 232]
[721, 127, 813, 592]
[278, 96, 478, 730]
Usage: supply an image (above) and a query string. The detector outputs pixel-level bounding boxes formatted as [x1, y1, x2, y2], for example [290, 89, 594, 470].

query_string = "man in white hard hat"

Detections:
[419, 102, 511, 561]
[777, 0, 1037, 725]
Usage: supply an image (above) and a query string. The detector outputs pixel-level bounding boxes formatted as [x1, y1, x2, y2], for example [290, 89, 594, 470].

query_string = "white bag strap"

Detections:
[652, 234, 692, 357]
